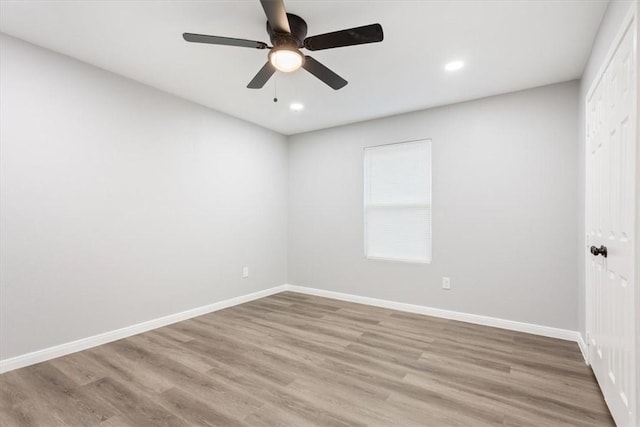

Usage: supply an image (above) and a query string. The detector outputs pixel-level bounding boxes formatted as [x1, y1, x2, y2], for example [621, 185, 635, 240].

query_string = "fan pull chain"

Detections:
[273, 74, 278, 103]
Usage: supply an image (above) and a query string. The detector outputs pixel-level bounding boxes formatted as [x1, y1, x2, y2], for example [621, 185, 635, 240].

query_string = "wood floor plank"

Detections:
[157, 387, 248, 427]
[109, 339, 265, 420]
[82, 377, 187, 427]
[49, 351, 109, 386]
[97, 415, 135, 427]
[243, 402, 320, 427]
[84, 344, 175, 395]
[0, 371, 30, 409]
[0, 292, 614, 426]
[0, 398, 67, 427]
[12, 363, 114, 426]
[127, 332, 215, 373]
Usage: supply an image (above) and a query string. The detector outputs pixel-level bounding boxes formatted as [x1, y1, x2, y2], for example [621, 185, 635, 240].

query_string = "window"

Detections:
[364, 139, 432, 263]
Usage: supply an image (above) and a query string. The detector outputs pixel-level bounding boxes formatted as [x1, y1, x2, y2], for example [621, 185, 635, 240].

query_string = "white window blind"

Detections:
[364, 140, 432, 263]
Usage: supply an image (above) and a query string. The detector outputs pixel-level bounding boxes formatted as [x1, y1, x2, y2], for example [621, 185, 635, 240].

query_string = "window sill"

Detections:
[365, 255, 431, 265]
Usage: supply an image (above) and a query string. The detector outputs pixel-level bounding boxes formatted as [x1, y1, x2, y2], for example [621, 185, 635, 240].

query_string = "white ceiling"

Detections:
[0, 0, 608, 135]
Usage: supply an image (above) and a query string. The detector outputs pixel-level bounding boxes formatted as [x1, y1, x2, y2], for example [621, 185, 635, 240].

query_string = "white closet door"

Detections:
[585, 12, 637, 427]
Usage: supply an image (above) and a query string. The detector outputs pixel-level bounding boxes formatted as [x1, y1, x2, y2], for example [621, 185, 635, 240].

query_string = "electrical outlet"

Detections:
[242, 267, 249, 278]
[442, 277, 451, 290]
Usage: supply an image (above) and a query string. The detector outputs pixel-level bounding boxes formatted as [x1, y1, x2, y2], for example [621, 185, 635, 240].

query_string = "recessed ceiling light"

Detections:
[290, 102, 304, 112]
[445, 60, 464, 71]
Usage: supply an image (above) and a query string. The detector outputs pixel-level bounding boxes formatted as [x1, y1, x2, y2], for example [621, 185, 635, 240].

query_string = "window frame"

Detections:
[363, 138, 432, 264]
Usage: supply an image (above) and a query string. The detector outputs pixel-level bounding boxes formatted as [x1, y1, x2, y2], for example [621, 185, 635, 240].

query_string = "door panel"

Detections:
[586, 16, 637, 427]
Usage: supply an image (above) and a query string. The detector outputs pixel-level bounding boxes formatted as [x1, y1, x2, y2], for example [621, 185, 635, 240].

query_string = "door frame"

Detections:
[584, 1, 638, 424]
[636, 3, 640, 422]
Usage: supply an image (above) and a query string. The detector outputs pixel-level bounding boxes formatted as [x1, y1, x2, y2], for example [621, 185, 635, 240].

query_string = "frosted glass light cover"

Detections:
[269, 49, 303, 72]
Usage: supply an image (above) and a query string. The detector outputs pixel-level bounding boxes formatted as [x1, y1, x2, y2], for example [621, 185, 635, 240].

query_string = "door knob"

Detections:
[590, 245, 608, 258]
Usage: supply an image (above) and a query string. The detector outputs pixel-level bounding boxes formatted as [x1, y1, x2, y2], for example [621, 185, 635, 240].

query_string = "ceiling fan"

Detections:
[182, 0, 384, 90]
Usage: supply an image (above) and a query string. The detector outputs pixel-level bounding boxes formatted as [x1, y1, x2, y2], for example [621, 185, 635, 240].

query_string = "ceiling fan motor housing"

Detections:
[267, 13, 307, 48]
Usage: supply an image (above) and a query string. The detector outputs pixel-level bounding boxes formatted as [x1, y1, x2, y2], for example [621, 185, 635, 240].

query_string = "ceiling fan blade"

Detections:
[260, 0, 291, 34]
[247, 62, 276, 89]
[304, 23, 383, 51]
[183, 33, 268, 49]
[302, 56, 347, 90]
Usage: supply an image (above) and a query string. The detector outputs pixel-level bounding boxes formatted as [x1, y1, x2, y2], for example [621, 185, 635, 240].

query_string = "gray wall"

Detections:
[0, 35, 288, 360]
[288, 81, 580, 330]
[4, 10, 614, 361]
[578, 0, 635, 338]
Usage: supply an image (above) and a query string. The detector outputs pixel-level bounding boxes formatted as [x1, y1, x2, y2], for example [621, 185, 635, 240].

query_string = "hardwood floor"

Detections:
[0, 292, 614, 426]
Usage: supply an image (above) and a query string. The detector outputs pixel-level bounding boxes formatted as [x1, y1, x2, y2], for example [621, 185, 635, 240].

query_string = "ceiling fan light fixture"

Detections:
[269, 47, 304, 72]
[183, 0, 384, 89]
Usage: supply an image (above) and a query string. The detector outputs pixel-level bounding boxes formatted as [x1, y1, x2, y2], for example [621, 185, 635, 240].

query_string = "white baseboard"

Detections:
[0, 285, 288, 374]
[1, 283, 585, 374]
[283, 284, 582, 344]
[577, 333, 589, 365]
